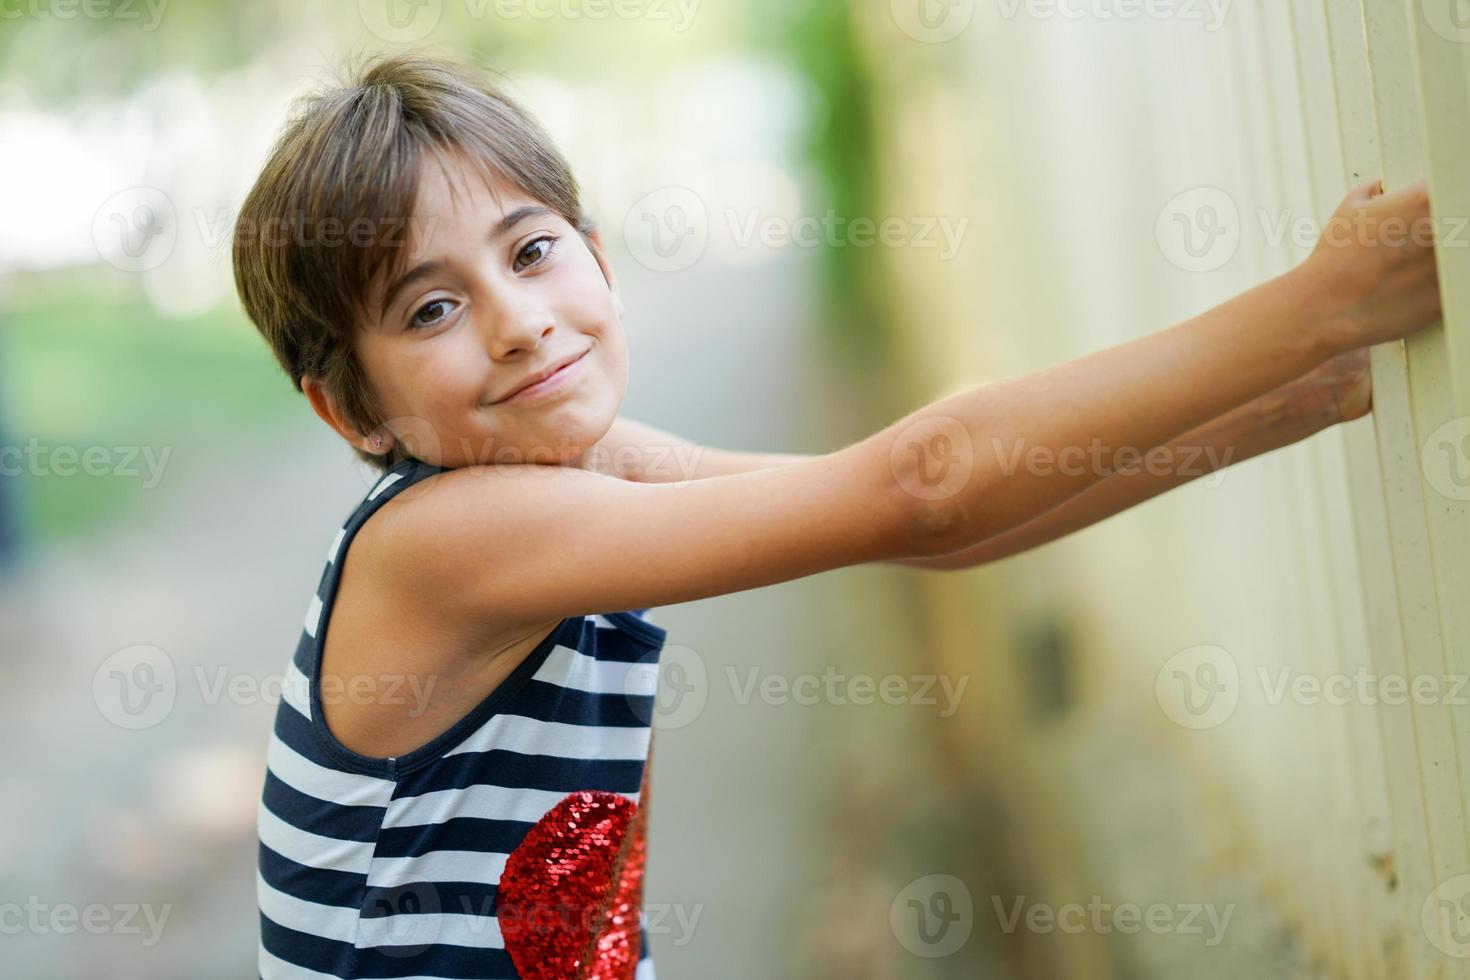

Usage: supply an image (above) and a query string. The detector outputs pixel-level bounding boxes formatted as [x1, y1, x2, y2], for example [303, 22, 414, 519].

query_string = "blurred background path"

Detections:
[0, 223, 997, 977]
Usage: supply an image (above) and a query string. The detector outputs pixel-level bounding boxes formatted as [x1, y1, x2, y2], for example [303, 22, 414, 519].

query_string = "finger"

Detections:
[1382, 177, 1430, 212]
[1349, 177, 1385, 202]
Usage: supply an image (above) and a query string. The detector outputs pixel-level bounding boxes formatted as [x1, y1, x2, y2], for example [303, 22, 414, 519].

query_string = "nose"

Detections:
[476, 289, 556, 361]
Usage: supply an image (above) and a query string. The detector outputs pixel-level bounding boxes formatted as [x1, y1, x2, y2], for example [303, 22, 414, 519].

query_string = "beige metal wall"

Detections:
[853, 2, 1470, 976]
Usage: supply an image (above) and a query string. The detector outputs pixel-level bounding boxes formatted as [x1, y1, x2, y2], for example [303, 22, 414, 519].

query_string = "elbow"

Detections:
[907, 495, 970, 559]
[892, 463, 986, 560]
[858, 428, 993, 561]
[878, 419, 1008, 559]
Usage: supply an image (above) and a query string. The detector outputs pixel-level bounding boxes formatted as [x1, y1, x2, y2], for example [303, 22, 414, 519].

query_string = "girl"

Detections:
[233, 53, 1441, 980]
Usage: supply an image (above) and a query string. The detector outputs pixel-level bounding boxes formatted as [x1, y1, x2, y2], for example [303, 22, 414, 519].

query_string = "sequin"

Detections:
[498, 769, 650, 979]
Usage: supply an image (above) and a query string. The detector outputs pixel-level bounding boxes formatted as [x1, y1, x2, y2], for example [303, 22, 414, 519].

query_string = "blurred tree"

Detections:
[749, 0, 888, 371]
[0, 320, 22, 570]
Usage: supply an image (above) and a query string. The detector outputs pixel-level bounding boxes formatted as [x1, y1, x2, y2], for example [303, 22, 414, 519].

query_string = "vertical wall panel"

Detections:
[1407, 0, 1470, 419]
[1288, 3, 1379, 964]
[1363, 4, 1470, 977]
[856, 1, 1468, 975]
[1324, 1, 1435, 974]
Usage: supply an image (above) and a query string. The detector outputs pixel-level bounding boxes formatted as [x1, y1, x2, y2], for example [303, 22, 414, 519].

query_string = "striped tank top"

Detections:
[257, 456, 666, 979]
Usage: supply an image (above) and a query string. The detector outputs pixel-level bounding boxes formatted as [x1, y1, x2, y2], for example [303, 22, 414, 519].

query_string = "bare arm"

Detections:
[580, 417, 812, 483]
[889, 354, 1356, 570]
[374, 179, 1437, 634]
[606, 350, 1368, 571]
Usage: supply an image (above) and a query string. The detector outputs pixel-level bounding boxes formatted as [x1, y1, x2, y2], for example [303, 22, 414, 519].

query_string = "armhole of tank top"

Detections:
[605, 609, 669, 646]
[307, 457, 437, 778]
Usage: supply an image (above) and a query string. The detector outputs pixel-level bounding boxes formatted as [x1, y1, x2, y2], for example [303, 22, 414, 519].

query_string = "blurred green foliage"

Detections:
[749, 0, 887, 370]
[0, 0, 274, 102]
[2, 272, 305, 547]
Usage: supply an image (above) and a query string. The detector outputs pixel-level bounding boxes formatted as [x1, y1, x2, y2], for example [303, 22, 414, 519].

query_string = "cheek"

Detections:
[591, 330, 629, 394]
[416, 335, 488, 402]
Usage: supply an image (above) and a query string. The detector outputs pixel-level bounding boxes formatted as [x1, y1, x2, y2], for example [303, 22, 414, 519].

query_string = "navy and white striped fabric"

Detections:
[257, 456, 666, 978]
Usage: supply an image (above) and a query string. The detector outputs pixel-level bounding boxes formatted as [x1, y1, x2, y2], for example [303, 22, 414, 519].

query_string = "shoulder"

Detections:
[372, 462, 604, 536]
[355, 462, 604, 627]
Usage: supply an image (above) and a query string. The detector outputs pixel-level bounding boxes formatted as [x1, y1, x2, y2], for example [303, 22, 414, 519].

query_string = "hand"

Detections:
[1301, 177, 1443, 353]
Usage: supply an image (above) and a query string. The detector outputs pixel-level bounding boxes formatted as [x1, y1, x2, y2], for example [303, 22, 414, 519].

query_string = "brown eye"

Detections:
[409, 298, 456, 330]
[514, 235, 559, 272]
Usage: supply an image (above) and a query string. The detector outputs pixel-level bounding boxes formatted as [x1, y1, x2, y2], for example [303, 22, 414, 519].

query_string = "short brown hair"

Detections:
[232, 52, 597, 473]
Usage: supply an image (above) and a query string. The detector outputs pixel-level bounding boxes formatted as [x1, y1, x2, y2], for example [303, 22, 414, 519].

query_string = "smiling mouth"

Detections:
[491, 348, 590, 405]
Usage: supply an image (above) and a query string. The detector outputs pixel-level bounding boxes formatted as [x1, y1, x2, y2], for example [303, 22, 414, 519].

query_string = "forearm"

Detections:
[657, 446, 812, 481]
[890, 386, 1333, 570]
[584, 417, 810, 483]
[876, 265, 1346, 549]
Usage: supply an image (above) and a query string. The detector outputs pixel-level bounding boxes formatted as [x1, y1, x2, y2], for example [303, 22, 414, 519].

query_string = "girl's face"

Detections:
[343, 150, 627, 470]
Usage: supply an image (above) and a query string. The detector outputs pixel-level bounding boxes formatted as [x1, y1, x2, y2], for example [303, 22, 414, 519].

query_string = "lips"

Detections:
[495, 349, 588, 404]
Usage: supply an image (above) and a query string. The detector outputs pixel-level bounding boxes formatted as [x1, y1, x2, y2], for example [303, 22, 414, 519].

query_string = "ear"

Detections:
[583, 226, 624, 320]
[302, 375, 391, 457]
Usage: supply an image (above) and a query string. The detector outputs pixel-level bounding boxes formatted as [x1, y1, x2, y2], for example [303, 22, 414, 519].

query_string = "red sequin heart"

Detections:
[497, 788, 648, 979]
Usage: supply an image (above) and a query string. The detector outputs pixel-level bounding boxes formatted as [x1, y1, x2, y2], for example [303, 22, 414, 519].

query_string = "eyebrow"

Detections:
[375, 205, 557, 325]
